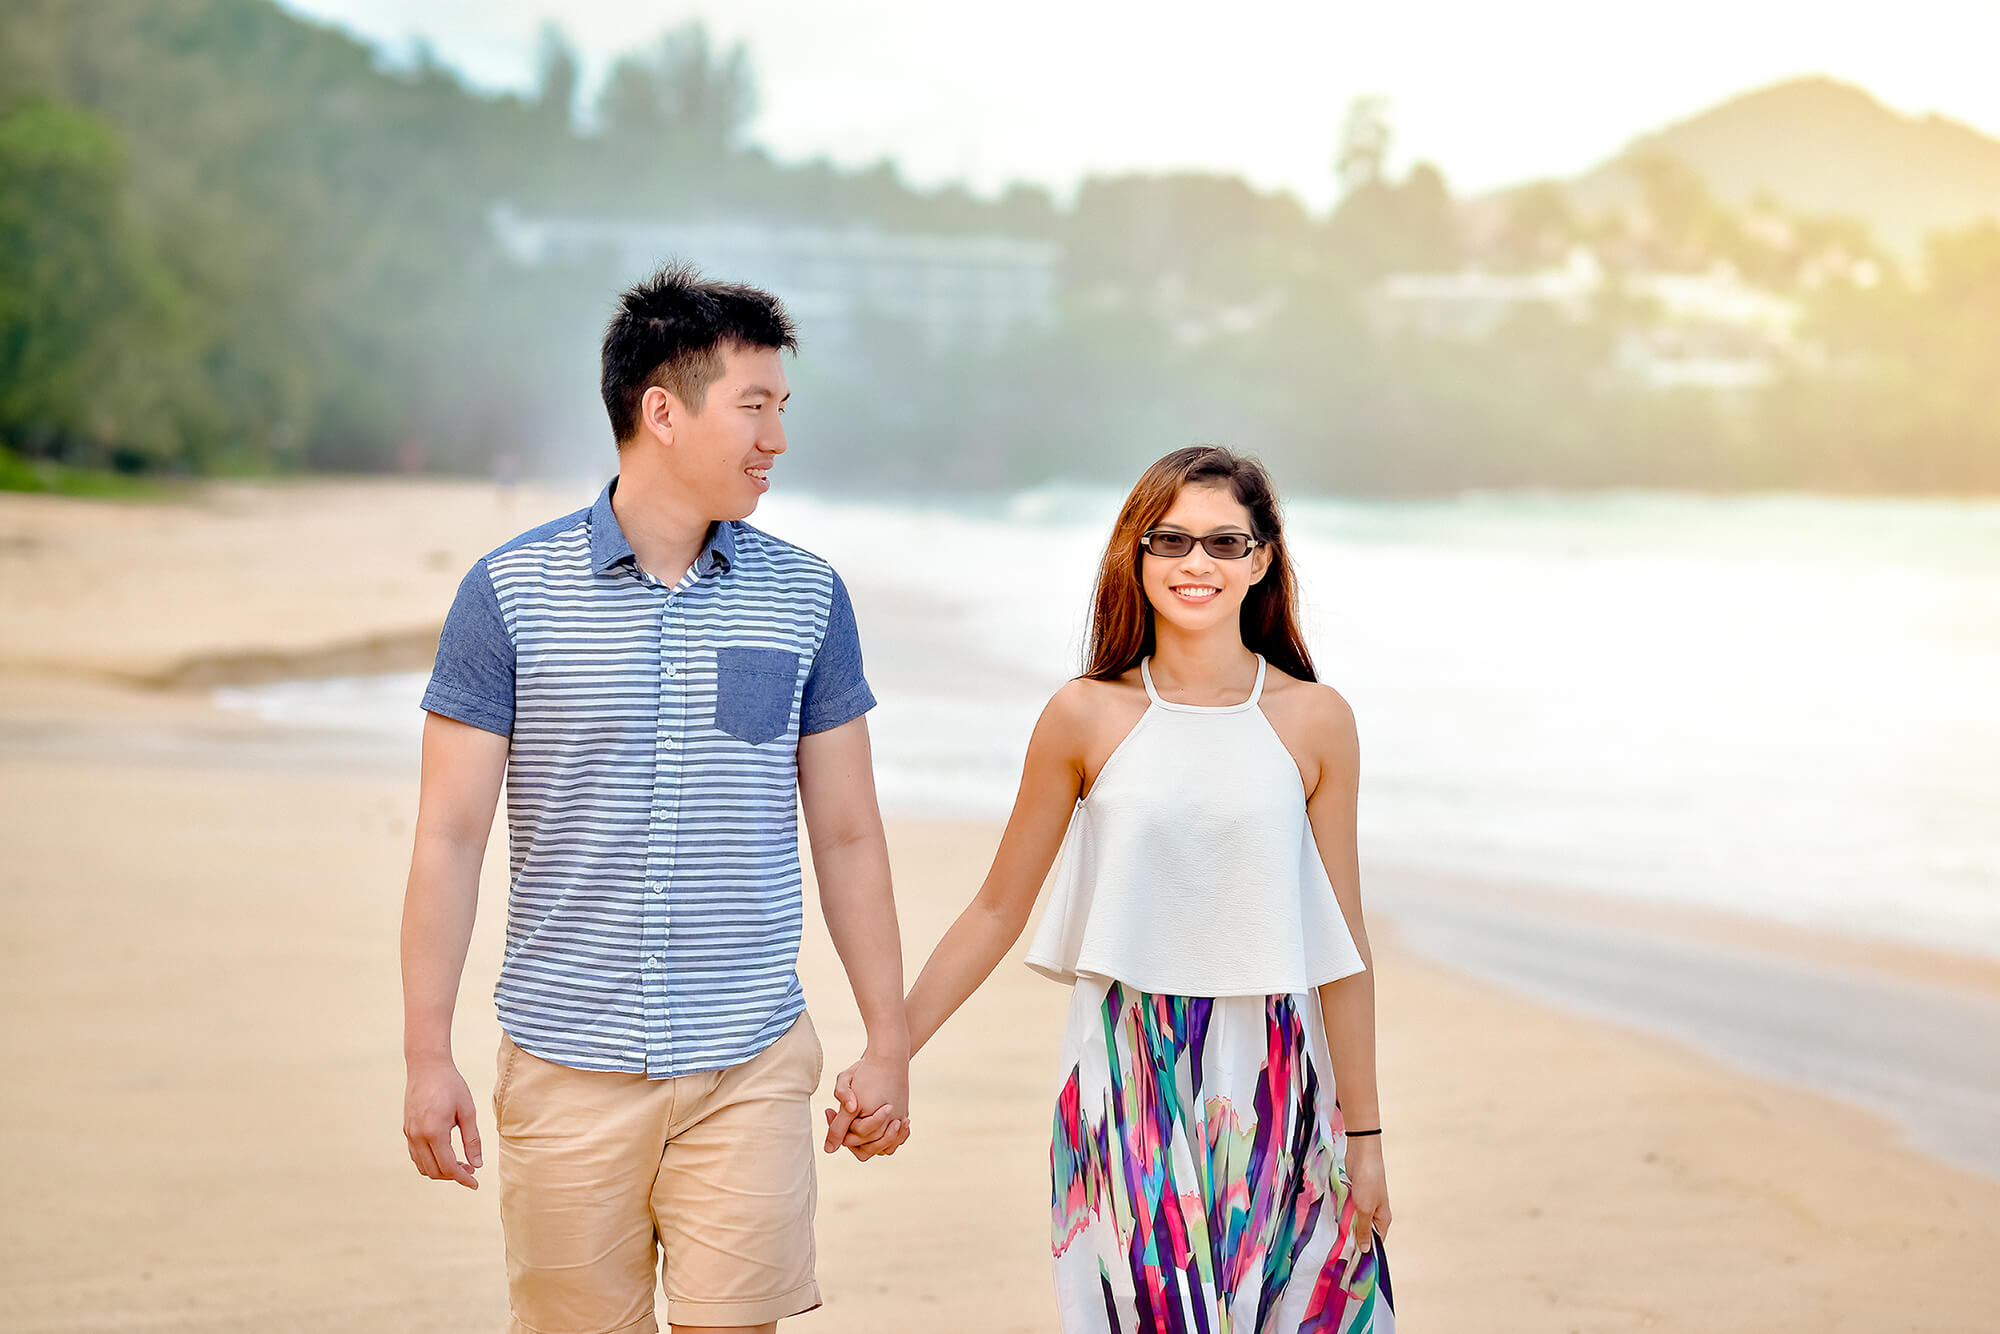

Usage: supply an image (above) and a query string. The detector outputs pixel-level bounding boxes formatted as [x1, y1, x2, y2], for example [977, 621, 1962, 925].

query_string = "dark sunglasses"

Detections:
[1139, 529, 1262, 560]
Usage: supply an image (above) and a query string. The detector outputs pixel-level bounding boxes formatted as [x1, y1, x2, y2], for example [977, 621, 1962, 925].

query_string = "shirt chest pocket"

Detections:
[713, 646, 801, 745]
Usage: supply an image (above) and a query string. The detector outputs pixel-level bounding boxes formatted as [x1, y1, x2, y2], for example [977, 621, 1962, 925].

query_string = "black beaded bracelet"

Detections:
[1345, 1128, 1383, 1137]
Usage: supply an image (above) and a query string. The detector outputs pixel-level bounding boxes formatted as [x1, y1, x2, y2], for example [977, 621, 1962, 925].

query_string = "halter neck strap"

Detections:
[1139, 655, 1267, 712]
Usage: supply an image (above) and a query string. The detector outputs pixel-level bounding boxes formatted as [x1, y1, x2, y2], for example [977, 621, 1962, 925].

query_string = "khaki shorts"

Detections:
[493, 1014, 825, 1333]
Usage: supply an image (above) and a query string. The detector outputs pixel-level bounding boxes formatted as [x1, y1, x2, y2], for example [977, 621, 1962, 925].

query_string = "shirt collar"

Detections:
[588, 478, 736, 578]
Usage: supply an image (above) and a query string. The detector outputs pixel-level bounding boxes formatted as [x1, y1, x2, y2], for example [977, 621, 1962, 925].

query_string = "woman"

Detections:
[855, 446, 1394, 1331]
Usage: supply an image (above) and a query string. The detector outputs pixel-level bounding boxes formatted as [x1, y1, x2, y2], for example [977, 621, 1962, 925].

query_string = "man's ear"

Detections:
[639, 385, 676, 446]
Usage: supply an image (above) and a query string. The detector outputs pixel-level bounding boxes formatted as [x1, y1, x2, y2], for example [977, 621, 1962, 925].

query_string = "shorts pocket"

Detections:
[803, 1013, 825, 1086]
[713, 647, 799, 745]
[493, 1033, 523, 1128]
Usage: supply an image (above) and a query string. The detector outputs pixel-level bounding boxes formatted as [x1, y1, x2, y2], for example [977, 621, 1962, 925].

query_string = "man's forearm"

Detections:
[814, 833, 909, 1056]
[402, 837, 484, 1063]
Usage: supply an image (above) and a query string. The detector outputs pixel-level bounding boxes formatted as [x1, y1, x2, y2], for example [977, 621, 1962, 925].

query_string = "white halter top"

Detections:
[1024, 655, 1367, 997]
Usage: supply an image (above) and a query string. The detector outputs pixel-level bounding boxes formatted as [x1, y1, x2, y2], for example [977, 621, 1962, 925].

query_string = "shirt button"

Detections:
[666, 663, 680, 677]
[647, 953, 660, 966]
[662, 735, 675, 749]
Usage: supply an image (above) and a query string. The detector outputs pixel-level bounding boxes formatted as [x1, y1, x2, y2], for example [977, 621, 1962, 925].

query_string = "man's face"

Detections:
[663, 343, 790, 521]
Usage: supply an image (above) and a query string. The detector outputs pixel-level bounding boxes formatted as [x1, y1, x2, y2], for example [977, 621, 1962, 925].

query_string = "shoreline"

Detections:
[1370, 861, 2000, 998]
[1368, 864, 2000, 1179]
[10, 654, 1999, 986]
[2, 626, 446, 692]
[0, 479, 585, 684]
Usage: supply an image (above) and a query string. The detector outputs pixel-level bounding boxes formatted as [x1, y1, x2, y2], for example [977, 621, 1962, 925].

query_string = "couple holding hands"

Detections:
[401, 266, 1394, 1334]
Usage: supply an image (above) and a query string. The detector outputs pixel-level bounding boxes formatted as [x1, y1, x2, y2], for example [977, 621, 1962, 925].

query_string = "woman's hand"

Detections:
[821, 1051, 911, 1161]
[1343, 1135, 1391, 1250]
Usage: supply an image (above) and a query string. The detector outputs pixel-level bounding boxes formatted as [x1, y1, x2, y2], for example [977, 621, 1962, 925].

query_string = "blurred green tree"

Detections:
[598, 22, 755, 166]
[535, 23, 579, 132]
[0, 97, 204, 469]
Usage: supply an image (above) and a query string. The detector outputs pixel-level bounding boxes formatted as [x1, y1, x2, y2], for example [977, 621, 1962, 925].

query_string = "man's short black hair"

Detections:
[601, 263, 798, 445]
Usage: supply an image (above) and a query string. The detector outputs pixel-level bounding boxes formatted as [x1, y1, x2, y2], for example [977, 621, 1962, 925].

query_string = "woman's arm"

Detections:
[903, 682, 1091, 1057]
[1304, 686, 1392, 1247]
[824, 681, 1096, 1159]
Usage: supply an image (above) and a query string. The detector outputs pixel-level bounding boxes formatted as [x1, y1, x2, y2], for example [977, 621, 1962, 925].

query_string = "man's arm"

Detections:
[795, 715, 910, 1155]
[401, 713, 508, 1190]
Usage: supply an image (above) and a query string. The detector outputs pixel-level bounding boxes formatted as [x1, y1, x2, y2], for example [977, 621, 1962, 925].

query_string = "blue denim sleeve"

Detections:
[799, 569, 876, 735]
[421, 559, 515, 736]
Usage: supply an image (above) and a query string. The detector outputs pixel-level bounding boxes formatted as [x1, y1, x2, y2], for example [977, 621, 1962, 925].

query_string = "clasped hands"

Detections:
[820, 1047, 913, 1161]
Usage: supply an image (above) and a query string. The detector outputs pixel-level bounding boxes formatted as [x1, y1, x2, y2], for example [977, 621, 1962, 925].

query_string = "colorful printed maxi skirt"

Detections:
[1050, 978, 1394, 1333]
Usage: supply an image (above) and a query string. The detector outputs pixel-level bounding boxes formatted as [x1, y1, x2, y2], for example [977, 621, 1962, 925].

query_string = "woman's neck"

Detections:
[1147, 623, 1258, 697]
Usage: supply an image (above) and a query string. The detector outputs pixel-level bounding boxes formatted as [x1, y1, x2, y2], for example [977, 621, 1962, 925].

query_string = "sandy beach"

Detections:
[5, 481, 2000, 1333]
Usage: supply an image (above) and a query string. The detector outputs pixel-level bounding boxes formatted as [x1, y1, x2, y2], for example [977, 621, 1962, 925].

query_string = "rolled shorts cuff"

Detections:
[507, 1313, 657, 1334]
[665, 1280, 821, 1328]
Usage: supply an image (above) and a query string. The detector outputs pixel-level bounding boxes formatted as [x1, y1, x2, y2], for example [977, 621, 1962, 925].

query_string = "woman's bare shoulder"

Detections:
[1044, 672, 1147, 726]
[1036, 672, 1150, 769]
[1260, 668, 1358, 756]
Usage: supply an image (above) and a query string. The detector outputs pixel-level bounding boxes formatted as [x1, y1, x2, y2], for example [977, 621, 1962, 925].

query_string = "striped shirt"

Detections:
[422, 479, 875, 1078]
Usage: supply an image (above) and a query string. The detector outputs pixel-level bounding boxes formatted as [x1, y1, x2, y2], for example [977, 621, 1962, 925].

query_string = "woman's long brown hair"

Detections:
[1082, 446, 1317, 683]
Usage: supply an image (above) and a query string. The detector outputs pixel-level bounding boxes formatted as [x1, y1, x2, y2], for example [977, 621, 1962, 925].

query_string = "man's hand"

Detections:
[820, 1050, 911, 1161]
[404, 1054, 483, 1189]
[798, 717, 913, 1163]
[401, 716, 504, 1191]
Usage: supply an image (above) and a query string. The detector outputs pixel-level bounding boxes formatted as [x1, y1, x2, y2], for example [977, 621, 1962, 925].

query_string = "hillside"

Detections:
[1569, 76, 2000, 259]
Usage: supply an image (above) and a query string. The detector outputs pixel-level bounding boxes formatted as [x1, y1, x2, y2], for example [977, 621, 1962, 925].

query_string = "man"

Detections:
[401, 265, 909, 1334]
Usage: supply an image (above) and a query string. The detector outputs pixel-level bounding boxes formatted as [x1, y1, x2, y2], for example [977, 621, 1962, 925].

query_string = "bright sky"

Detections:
[279, 0, 2000, 211]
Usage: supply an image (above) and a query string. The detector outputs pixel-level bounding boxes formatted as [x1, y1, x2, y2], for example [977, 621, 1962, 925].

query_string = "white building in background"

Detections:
[1369, 247, 1605, 340]
[490, 207, 1060, 354]
[1368, 247, 1803, 390]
